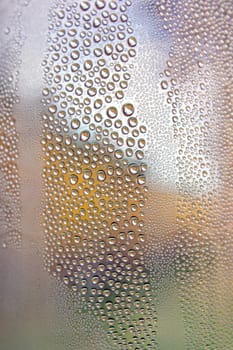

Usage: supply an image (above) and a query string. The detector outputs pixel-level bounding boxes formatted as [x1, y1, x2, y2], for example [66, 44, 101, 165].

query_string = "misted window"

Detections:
[0, 1, 232, 349]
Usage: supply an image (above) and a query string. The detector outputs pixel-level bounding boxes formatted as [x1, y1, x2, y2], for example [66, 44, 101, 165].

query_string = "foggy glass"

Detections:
[0, 0, 232, 349]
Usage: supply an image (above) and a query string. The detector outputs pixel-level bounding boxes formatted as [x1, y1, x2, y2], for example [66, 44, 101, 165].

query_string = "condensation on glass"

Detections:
[0, 0, 232, 349]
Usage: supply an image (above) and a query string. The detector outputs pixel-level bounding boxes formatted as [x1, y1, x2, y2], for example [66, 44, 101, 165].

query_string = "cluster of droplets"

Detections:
[0, 11, 23, 248]
[156, 0, 233, 348]
[41, 1, 156, 349]
[41, 0, 146, 161]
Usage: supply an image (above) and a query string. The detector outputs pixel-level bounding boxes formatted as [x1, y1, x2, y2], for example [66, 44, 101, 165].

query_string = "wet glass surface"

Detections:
[0, 1, 232, 349]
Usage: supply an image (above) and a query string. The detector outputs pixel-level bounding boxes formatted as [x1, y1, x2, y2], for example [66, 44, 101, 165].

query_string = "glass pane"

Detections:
[0, 1, 232, 349]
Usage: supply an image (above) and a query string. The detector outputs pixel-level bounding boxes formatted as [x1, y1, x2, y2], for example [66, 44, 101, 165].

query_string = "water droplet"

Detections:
[122, 103, 134, 116]
[97, 170, 106, 181]
[71, 119, 80, 129]
[80, 130, 90, 142]
[161, 80, 168, 89]
[106, 106, 118, 119]
[69, 174, 78, 185]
